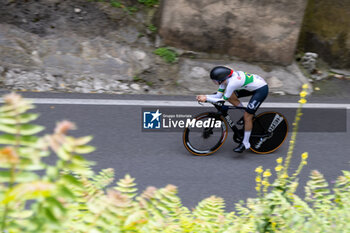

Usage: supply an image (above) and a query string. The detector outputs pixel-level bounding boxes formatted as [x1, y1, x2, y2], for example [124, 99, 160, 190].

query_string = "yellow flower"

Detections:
[302, 161, 307, 165]
[302, 84, 309, 89]
[255, 186, 261, 192]
[275, 165, 283, 172]
[262, 180, 270, 186]
[281, 173, 289, 179]
[255, 166, 263, 173]
[255, 177, 261, 182]
[301, 152, 308, 160]
[272, 222, 277, 229]
[263, 170, 271, 177]
[276, 157, 283, 164]
[299, 91, 308, 98]
[299, 99, 307, 104]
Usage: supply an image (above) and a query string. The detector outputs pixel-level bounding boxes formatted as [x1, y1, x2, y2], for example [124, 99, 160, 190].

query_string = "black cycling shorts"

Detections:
[234, 85, 269, 114]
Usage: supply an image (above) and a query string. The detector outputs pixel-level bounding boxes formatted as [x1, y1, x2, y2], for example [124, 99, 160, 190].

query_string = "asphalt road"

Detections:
[1, 90, 349, 212]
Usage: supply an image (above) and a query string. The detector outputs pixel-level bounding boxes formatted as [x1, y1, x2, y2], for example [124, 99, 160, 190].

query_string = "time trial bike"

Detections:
[183, 101, 288, 155]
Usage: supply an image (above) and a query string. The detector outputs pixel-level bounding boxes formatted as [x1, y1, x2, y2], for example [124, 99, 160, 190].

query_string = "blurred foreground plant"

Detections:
[0, 93, 234, 232]
[234, 84, 350, 232]
[0, 91, 350, 233]
[0, 93, 96, 232]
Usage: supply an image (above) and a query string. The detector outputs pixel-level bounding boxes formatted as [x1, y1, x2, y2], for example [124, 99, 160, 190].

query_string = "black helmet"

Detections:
[210, 66, 233, 83]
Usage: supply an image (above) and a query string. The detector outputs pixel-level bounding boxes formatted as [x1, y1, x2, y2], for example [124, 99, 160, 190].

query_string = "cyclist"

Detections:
[196, 66, 269, 153]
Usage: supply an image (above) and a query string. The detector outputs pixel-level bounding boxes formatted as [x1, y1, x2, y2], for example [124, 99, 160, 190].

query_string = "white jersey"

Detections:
[206, 71, 267, 102]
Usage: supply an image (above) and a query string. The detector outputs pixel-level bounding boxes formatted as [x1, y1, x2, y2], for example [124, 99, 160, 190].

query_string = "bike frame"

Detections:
[212, 102, 271, 139]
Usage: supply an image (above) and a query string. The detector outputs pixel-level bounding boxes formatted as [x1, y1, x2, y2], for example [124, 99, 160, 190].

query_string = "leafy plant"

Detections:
[133, 76, 141, 82]
[147, 24, 157, 33]
[138, 0, 159, 7]
[1, 91, 350, 232]
[110, 0, 122, 8]
[153, 47, 178, 63]
[0, 93, 94, 232]
[126, 6, 138, 14]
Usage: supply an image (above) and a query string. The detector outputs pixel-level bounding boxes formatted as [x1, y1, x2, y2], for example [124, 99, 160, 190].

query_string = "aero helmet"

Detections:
[210, 66, 233, 84]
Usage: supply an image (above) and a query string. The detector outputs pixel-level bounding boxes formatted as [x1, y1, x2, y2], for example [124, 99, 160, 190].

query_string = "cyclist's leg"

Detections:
[228, 90, 253, 151]
[228, 90, 251, 113]
[241, 112, 254, 150]
[228, 89, 252, 124]
[235, 85, 269, 152]
[243, 85, 269, 146]
[245, 85, 269, 115]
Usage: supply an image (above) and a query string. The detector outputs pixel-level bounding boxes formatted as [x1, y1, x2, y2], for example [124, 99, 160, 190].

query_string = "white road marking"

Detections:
[0, 98, 349, 109]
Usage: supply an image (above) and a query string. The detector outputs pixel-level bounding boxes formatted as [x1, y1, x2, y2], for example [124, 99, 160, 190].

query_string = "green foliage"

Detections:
[110, 0, 122, 8]
[153, 47, 178, 63]
[138, 0, 159, 7]
[114, 174, 138, 199]
[133, 75, 141, 82]
[126, 6, 138, 13]
[1, 92, 350, 232]
[0, 93, 94, 232]
[147, 24, 157, 33]
[109, 1, 138, 14]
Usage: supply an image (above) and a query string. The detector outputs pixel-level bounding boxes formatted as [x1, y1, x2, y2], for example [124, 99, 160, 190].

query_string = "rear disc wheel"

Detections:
[250, 112, 288, 154]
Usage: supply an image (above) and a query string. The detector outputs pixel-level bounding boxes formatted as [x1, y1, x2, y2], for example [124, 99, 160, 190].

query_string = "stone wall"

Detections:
[298, 0, 350, 68]
[0, 0, 156, 94]
[159, 0, 307, 66]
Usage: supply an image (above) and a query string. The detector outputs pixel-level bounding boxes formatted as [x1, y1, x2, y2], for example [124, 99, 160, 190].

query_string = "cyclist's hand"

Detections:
[196, 95, 207, 102]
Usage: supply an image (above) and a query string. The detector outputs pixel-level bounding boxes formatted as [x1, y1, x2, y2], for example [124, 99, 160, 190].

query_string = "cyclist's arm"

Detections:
[222, 80, 241, 101]
[205, 84, 226, 103]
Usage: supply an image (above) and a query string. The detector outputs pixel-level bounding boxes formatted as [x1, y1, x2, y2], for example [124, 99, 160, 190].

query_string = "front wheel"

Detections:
[250, 111, 288, 154]
[183, 112, 228, 156]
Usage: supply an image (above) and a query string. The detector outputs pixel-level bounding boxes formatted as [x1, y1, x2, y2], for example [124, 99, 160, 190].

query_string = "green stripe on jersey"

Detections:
[242, 72, 254, 87]
[218, 88, 225, 93]
[223, 96, 228, 100]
